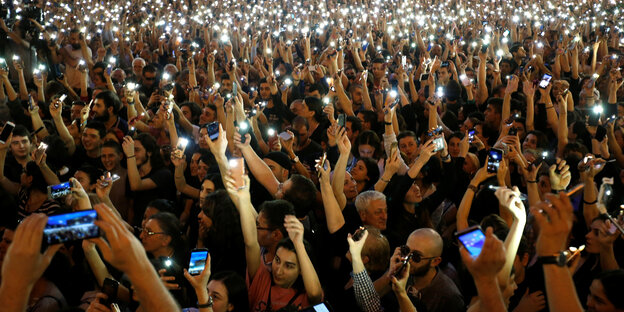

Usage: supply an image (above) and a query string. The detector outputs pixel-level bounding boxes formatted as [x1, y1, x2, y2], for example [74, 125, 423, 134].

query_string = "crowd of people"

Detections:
[0, 0, 623, 311]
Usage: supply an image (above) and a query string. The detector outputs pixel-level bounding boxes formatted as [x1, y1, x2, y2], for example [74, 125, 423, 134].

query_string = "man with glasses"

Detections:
[253, 200, 296, 271]
[375, 228, 464, 312]
[138, 64, 159, 97]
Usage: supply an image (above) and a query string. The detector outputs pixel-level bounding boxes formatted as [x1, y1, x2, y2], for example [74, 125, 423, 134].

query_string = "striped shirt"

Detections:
[17, 188, 61, 220]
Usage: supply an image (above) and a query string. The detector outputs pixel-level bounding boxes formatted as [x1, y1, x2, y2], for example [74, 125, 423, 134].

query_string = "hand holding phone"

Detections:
[188, 248, 209, 275]
[487, 148, 503, 173]
[455, 225, 486, 257]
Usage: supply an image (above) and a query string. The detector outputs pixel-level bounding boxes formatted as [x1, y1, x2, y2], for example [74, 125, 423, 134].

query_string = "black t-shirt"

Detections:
[131, 167, 176, 226]
[295, 140, 323, 170]
[71, 146, 104, 172]
[4, 154, 24, 183]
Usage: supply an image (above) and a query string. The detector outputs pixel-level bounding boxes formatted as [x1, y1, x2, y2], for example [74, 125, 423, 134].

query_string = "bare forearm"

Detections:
[543, 266, 583, 312]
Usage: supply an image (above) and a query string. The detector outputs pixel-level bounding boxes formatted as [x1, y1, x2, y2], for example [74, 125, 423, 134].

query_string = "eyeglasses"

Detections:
[399, 245, 438, 263]
[140, 228, 167, 236]
[144, 76, 156, 81]
[256, 226, 275, 231]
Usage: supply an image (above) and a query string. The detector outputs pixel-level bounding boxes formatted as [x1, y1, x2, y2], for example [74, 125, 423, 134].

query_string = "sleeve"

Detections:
[352, 270, 383, 312]
[382, 133, 408, 175]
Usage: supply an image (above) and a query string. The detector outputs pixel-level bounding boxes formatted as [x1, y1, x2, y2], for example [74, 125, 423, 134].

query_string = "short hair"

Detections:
[76, 165, 103, 185]
[142, 64, 158, 75]
[509, 44, 523, 55]
[346, 116, 362, 133]
[486, 98, 503, 115]
[85, 120, 106, 139]
[210, 271, 249, 312]
[148, 212, 187, 258]
[448, 131, 465, 142]
[596, 270, 624, 309]
[303, 97, 324, 123]
[355, 190, 386, 214]
[396, 130, 417, 143]
[95, 90, 122, 114]
[292, 116, 309, 131]
[259, 200, 296, 237]
[147, 199, 177, 215]
[361, 226, 390, 274]
[283, 175, 317, 218]
[357, 110, 377, 125]
[101, 140, 123, 155]
[12, 124, 30, 139]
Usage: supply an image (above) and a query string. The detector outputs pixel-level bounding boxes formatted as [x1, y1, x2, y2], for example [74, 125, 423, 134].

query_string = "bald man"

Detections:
[376, 228, 464, 312]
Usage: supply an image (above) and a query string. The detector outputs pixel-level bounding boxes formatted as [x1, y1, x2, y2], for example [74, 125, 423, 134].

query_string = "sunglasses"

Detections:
[399, 245, 437, 263]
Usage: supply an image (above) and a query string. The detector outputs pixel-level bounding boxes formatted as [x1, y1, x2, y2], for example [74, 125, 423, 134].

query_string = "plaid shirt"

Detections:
[352, 270, 382, 312]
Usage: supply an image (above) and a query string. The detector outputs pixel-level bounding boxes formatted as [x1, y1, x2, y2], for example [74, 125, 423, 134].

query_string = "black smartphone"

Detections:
[508, 127, 517, 136]
[595, 125, 607, 142]
[481, 44, 489, 53]
[337, 114, 346, 127]
[101, 278, 119, 306]
[455, 225, 486, 257]
[487, 148, 503, 173]
[352, 226, 366, 241]
[393, 245, 413, 278]
[419, 73, 430, 81]
[588, 106, 602, 126]
[0, 121, 15, 144]
[47, 181, 72, 199]
[188, 248, 209, 275]
[206, 121, 219, 141]
[42, 210, 100, 247]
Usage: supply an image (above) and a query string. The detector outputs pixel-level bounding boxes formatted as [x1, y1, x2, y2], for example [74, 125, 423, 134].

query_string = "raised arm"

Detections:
[348, 230, 383, 312]
[0, 133, 19, 195]
[171, 156, 200, 199]
[457, 165, 495, 231]
[121, 136, 159, 191]
[49, 97, 77, 156]
[332, 128, 351, 210]
[493, 187, 527, 288]
[284, 215, 323, 304]
[318, 157, 345, 233]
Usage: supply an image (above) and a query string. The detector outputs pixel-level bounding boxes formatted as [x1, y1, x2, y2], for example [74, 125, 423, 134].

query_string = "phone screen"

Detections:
[188, 249, 209, 275]
[206, 122, 219, 141]
[0, 122, 15, 143]
[229, 158, 245, 189]
[487, 148, 503, 173]
[279, 131, 293, 141]
[456, 226, 486, 257]
[433, 136, 445, 152]
[47, 182, 72, 199]
[539, 74, 552, 89]
[300, 303, 332, 312]
[43, 210, 100, 246]
[337, 114, 346, 127]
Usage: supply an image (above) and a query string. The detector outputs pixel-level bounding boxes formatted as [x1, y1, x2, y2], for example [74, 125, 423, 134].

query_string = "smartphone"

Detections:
[419, 73, 430, 81]
[278, 131, 293, 141]
[401, 55, 407, 67]
[99, 173, 121, 187]
[42, 210, 100, 247]
[56, 94, 67, 109]
[229, 157, 245, 189]
[106, 65, 112, 76]
[481, 44, 489, 53]
[188, 248, 209, 275]
[206, 122, 219, 141]
[508, 127, 517, 136]
[459, 74, 471, 86]
[174, 138, 189, 158]
[101, 278, 119, 306]
[393, 245, 413, 278]
[238, 120, 249, 143]
[352, 226, 366, 241]
[362, 41, 369, 51]
[300, 302, 334, 312]
[432, 136, 445, 152]
[0, 121, 15, 144]
[28, 94, 35, 111]
[337, 114, 346, 127]
[538, 73, 552, 89]
[455, 225, 486, 257]
[595, 125, 607, 142]
[487, 148, 503, 173]
[468, 129, 476, 142]
[47, 181, 72, 199]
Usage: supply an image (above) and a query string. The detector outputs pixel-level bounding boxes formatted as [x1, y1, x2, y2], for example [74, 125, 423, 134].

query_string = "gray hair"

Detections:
[355, 190, 386, 214]
[132, 58, 146, 66]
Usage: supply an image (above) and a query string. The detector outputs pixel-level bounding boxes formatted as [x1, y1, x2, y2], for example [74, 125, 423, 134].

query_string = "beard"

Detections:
[71, 44, 81, 50]
[410, 260, 432, 277]
[93, 110, 110, 123]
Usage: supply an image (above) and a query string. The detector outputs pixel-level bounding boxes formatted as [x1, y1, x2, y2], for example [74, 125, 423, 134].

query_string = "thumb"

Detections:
[524, 288, 529, 297]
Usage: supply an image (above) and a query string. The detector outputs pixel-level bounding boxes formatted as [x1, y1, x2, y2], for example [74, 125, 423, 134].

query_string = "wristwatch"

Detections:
[538, 251, 567, 267]
[198, 296, 213, 308]
[291, 156, 300, 163]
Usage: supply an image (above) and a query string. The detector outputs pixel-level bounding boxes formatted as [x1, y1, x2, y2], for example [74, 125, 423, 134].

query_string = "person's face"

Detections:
[264, 158, 288, 183]
[405, 235, 436, 276]
[290, 101, 304, 115]
[71, 104, 84, 121]
[112, 69, 125, 83]
[538, 174, 551, 196]
[181, 106, 193, 122]
[500, 62, 512, 75]
[501, 274, 518, 305]
[522, 134, 538, 151]
[141, 207, 159, 232]
[404, 182, 423, 203]
[142, 71, 157, 87]
[74, 170, 95, 192]
[512, 121, 526, 141]
[358, 144, 375, 159]
[585, 219, 611, 254]
[271, 247, 300, 288]
[190, 153, 201, 176]
[463, 156, 478, 174]
[351, 87, 363, 105]
[92, 98, 111, 121]
[259, 82, 271, 99]
[448, 137, 461, 157]
[133, 140, 149, 167]
[293, 124, 309, 146]
[207, 280, 233, 312]
[461, 119, 474, 133]
[9, 135, 31, 158]
[399, 136, 418, 162]
[372, 62, 385, 80]
[139, 219, 169, 253]
[517, 46, 527, 58]
[198, 209, 213, 236]
[81, 128, 102, 152]
[437, 67, 450, 84]
[586, 279, 619, 312]
[69, 32, 80, 48]
[484, 104, 499, 124]
[0, 229, 14, 267]
[618, 105, 624, 118]
[344, 172, 358, 200]
[199, 107, 216, 125]
[220, 78, 233, 95]
[133, 61, 145, 77]
[350, 160, 369, 183]
[199, 179, 215, 207]
[360, 199, 387, 230]
[346, 121, 358, 142]
[92, 72, 105, 87]
[297, 101, 315, 120]
[430, 44, 442, 57]
[256, 210, 276, 248]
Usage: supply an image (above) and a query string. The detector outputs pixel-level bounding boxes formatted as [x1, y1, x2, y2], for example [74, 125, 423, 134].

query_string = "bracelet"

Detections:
[527, 180, 537, 183]
[545, 106, 554, 109]
[380, 177, 391, 183]
[127, 155, 136, 159]
[440, 153, 451, 161]
[467, 184, 478, 193]
[384, 121, 392, 125]
[583, 199, 597, 205]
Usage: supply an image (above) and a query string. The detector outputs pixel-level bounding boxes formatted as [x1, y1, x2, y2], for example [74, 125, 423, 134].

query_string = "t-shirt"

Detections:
[71, 146, 104, 172]
[17, 188, 61, 220]
[247, 263, 311, 312]
[131, 167, 175, 226]
[407, 268, 465, 312]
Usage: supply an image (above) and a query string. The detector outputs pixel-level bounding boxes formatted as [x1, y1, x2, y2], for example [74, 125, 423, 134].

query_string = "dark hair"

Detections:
[525, 130, 549, 149]
[397, 130, 417, 142]
[353, 130, 382, 159]
[283, 175, 317, 218]
[148, 212, 187, 259]
[134, 133, 165, 169]
[25, 161, 47, 192]
[76, 165, 103, 185]
[147, 199, 177, 215]
[12, 124, 30, 139]
[357, 110, 377, 126]
[95, 90, 122, 114]
[179, 102, 202, 124]
[85, 120, 106, 139]
[356, 157, 380, 191]
[259, 200, 296, 237]
[210, 271, 249, 312]
[101, 140, 123, 155]
[346, 115, 362, 133]
[303, 97, 324, 123]
[595, 269, 624, 309]
[448, 131, 465, 142]
[143, 64, 158, 75]
[509, 44, 523, 55]
[275, 238, 315, 291]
